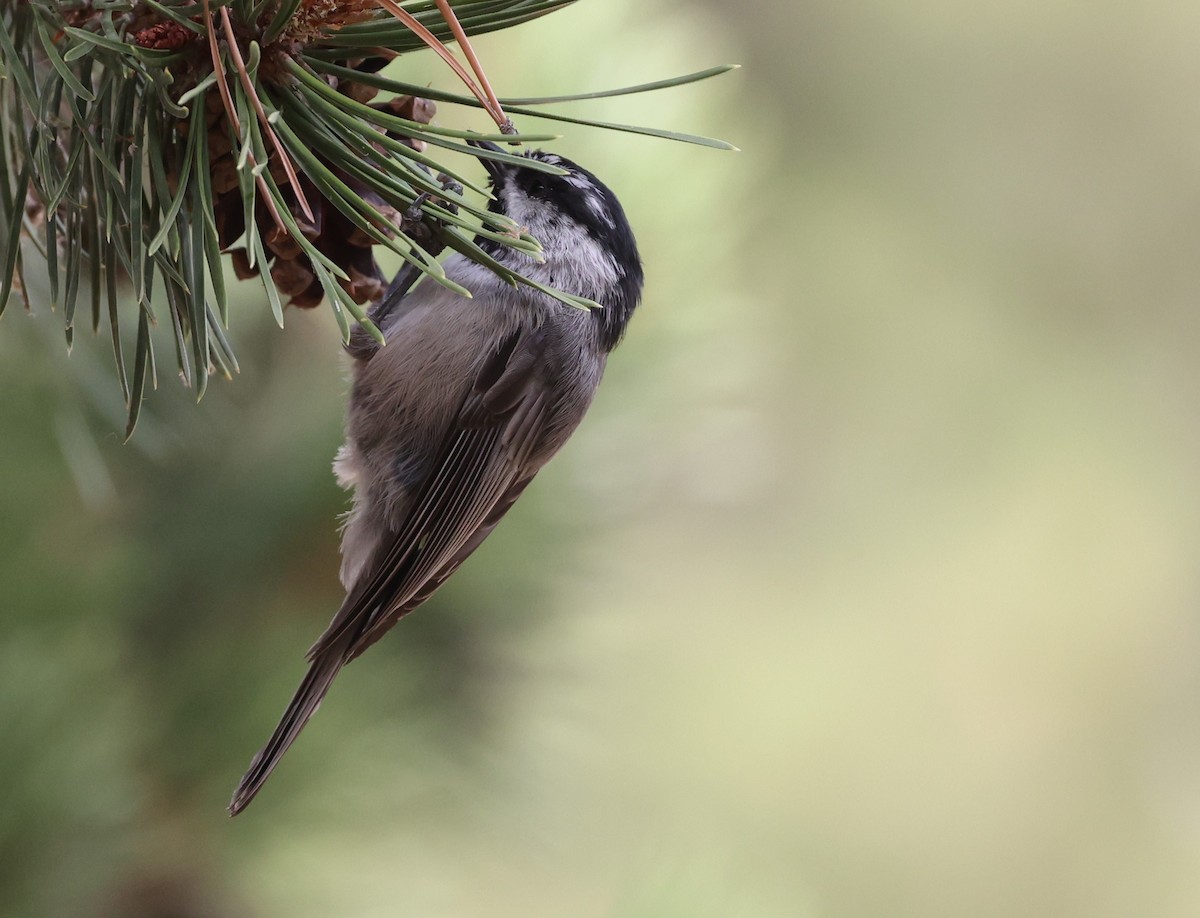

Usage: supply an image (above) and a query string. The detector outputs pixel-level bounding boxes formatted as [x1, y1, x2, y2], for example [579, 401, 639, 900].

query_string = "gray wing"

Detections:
[309, 322, 557, 661]
[229, 323, 562, 815]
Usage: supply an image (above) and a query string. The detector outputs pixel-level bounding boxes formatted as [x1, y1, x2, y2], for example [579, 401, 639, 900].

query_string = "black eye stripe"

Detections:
[520, 173, 552, 197]
[511, 156, 626, 242]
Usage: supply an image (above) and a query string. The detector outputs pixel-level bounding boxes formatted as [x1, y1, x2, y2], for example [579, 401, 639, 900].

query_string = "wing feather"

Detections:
[306, 329, 552, 662]
[231, 317, 599, 815]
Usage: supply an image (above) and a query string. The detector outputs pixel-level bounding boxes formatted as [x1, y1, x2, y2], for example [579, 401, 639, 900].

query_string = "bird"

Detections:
[229, 142, 644, 815]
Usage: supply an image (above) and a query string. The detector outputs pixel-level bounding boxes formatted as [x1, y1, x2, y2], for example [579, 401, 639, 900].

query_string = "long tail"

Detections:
[228, 634, 352, 816]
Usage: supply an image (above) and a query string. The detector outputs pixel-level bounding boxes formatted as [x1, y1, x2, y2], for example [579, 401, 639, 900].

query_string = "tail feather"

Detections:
[228, 637, 351, 816]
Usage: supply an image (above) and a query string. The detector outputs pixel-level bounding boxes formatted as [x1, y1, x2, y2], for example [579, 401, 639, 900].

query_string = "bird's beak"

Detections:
[467, 138, 510, 184]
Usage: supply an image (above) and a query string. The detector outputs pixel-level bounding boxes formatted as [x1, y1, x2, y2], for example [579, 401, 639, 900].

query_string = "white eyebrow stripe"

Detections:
[582, 189, 615, 227]
[558, 172, 616, 227]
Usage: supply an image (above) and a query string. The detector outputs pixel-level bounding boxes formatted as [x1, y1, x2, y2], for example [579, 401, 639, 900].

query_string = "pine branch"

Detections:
[0, 0, 735, 438]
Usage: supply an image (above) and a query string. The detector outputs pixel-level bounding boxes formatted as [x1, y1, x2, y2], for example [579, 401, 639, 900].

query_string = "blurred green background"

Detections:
[6, 0, 1200, 915]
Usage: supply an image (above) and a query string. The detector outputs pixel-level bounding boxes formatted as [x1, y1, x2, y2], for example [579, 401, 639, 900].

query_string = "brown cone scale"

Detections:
[205, 92, 438, 310]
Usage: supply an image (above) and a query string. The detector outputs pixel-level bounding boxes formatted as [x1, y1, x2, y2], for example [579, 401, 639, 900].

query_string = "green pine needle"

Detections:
[0, 0, 734, 437]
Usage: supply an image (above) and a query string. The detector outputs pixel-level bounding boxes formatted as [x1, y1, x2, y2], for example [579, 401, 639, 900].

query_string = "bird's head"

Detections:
[470, 141, 644, 351]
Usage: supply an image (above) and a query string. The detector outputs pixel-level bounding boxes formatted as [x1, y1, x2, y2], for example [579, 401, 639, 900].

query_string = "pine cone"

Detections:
[208, 87, 437, 310]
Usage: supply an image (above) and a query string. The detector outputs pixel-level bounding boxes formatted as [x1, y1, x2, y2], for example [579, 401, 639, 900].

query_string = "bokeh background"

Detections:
[5, 0, 1200, 915]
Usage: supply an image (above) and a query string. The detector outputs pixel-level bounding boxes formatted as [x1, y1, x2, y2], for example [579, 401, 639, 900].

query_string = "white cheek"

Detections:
[503, 193, 538, 231]
[554, 232, 618, 288]
[484, 192, 619, 297]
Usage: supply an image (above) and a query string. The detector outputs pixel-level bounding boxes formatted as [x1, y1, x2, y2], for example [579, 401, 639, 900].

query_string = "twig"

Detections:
[372, 0, 506, 127]
[219, 6, 314, 222]
[432, 0, 509, 131]
[200, 0, 288, 234]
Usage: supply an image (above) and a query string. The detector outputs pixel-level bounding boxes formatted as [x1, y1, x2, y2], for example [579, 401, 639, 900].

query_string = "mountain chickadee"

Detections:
[229, 142, 644, 814]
